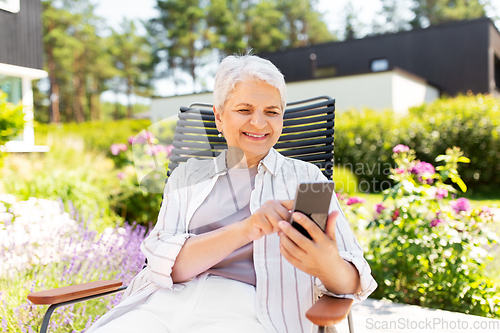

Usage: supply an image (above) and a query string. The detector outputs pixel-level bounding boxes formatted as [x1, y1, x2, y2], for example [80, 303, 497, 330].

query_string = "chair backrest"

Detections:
[168, 96, 335, 180]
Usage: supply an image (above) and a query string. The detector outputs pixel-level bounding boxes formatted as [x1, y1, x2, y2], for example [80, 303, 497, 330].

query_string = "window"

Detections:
[495, 55, 500, 90]
[314, 66, 338, 78]
[0, 75, 23, 141]
[0, 0, 20, 13]
[371, 58, 389, 72]
[0, 75, 22, 104]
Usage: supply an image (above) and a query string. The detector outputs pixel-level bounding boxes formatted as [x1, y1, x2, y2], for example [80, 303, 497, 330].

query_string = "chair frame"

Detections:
[27, 96, 355, 333]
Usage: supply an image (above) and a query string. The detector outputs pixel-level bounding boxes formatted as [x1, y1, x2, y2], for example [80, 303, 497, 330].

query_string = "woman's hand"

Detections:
[278, 211, 361, 295]
[240, 199, 293, 242]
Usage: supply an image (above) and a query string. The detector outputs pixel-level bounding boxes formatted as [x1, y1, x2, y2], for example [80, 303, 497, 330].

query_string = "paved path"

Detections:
[334, 298, 500, 333]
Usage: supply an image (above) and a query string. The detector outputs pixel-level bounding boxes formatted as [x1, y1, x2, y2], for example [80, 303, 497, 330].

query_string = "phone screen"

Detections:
[289, 182, 335, 240]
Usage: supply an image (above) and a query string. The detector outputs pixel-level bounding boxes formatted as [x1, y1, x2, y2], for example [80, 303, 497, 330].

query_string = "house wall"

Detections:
[0, 0, 43, 70]
[150, 70, 439, 122]
[260, 18, 493, 96]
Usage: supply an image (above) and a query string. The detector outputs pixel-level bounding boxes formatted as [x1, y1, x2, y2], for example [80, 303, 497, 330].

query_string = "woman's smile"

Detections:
[213, 80, 283, 168]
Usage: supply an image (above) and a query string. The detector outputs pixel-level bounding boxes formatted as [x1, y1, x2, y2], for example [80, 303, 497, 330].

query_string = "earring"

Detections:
[218, 132, 223, 138]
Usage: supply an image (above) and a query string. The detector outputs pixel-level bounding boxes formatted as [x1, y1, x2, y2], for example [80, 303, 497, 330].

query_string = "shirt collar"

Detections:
[209, 148, 285, 178]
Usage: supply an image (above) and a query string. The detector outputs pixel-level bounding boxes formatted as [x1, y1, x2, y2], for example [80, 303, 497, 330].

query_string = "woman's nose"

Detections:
[250, 111, 266, 129]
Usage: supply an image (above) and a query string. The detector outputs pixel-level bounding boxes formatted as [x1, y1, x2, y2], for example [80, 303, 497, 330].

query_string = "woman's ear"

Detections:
[213, 106, 223, 132]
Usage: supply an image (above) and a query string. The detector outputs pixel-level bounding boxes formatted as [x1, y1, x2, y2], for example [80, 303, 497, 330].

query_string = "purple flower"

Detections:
[346, 196, 365, 205]
[117, 172, 126, 180]
[430, 218, 444, 227]
[410, 161, 435, 184]
[393, 144, 410, 154]
[110, 143, 127, 156]
[435, 188, 448, 200]
[374, 203, 386, 215]
[450, 197, 472, 214]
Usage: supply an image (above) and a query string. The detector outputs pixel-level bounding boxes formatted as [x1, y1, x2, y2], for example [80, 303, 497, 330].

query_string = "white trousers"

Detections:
[91, 275, 268, 333]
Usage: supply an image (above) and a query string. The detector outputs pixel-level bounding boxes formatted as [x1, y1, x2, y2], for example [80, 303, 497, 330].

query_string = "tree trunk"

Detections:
[126, 78, 132, 119]
[89, 77, 101, 121]
[47, 46, 60, 123]
[72, 50, 85, 122]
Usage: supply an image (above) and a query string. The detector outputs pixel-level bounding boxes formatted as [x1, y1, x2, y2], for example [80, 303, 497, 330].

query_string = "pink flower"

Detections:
[393, 144, 410, 154]
[450, 197, 472, 214]
[110, 143, 127, 155]
[391, 209, 400, 221]
[133, 131, 155, 144]
[346, 196, 365, 205]
[435, 188, 448, 200]
[145, 144, 174, 157]
[127, 135, 135, 145]
[395, 167, 405, 174]
[480, 205, 492, 214]
[117, 172, 126, 180]
[374, 203, 386, 214]
[430, 218, 444, 227]
[410, 161, 435, 184]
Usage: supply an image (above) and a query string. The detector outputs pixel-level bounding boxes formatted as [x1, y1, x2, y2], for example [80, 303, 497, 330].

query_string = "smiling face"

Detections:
[213, 80, 284, 168]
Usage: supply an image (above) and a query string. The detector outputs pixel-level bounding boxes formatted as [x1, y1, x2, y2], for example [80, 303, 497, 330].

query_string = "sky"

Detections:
[91, 0, 500, 101]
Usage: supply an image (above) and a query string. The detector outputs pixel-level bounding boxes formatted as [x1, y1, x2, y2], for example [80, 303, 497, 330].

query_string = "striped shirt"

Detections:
[89, 148, 377, 333]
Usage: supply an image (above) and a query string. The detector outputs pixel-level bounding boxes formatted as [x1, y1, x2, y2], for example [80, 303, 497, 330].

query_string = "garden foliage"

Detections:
[0, 91, 25, 166]
[34, 119, 153, 153]
[335, 93, 500, 193]
[0, 195, 149, 332]
[363, 145, 500, 317]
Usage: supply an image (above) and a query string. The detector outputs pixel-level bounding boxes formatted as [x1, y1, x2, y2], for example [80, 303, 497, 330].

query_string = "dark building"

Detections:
[260, 18, 500, 96]
[0, 0, 43, 71]
[1, 0, 48, 152]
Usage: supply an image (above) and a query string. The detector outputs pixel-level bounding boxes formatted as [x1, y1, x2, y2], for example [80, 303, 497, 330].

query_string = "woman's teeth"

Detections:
[244, 133, 266, 138]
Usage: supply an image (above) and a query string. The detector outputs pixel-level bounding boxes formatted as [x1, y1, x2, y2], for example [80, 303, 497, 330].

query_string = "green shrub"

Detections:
[334, 94, 500, 193]
[0, 91, 25, 166]
[335, 109, 401, 192]
[34, 119, 153, 153]
[365, 144, 500, 317]
[405, 94, 500, 195]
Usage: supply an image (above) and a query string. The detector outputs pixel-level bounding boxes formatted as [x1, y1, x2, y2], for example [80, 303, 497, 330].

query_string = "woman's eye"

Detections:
[267, 111, 279, 115]
[238, 109, 250, 112]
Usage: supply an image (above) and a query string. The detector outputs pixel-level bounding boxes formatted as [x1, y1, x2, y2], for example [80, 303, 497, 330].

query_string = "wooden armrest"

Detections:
[306, 295, 354, 327]
[27, 280, 123, 305]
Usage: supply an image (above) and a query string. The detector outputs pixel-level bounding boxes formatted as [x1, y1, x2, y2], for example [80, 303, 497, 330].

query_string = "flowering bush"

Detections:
[0, 91, 25, 167]
[0, 195, 149, 332]
[365, 145, 500, 317]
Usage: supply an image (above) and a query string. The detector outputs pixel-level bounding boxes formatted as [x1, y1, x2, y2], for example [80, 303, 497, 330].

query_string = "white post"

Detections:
[22, 76, 35, 147]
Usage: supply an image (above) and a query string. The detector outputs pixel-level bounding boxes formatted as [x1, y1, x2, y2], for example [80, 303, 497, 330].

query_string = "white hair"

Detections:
[213, 54, 287, 112]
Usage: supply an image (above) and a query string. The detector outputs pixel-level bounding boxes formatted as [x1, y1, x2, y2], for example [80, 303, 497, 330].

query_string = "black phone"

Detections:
[289, 182, 335, 240]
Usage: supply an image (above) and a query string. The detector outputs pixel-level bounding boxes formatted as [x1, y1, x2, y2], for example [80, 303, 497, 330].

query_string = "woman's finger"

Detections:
[279, 232, 307, 260]
[291, 212, 325, 242]
[278, 220, 313, 251]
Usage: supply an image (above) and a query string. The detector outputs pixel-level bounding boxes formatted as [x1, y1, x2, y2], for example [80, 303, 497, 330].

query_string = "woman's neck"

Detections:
[226, 148, 268, 169]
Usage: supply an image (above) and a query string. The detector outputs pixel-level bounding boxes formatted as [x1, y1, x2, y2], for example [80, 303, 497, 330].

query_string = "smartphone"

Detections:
[289, 182, 335, 240]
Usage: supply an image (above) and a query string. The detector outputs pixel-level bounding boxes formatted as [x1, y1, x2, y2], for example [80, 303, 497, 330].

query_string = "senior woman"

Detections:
[88, 55, 376, 333]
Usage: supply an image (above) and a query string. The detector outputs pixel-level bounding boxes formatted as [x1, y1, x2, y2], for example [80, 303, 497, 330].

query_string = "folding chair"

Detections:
[28, 96, 355, 333]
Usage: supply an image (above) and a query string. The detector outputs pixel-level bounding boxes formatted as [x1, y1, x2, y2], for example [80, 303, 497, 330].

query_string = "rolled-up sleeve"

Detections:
[312, 168, 377, 301]
[140, 164, 193, 289]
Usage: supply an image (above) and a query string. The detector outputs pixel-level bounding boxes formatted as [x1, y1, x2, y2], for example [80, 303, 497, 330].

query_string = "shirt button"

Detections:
[261, 301, 266, 307]
[259, 263, 265, 268]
